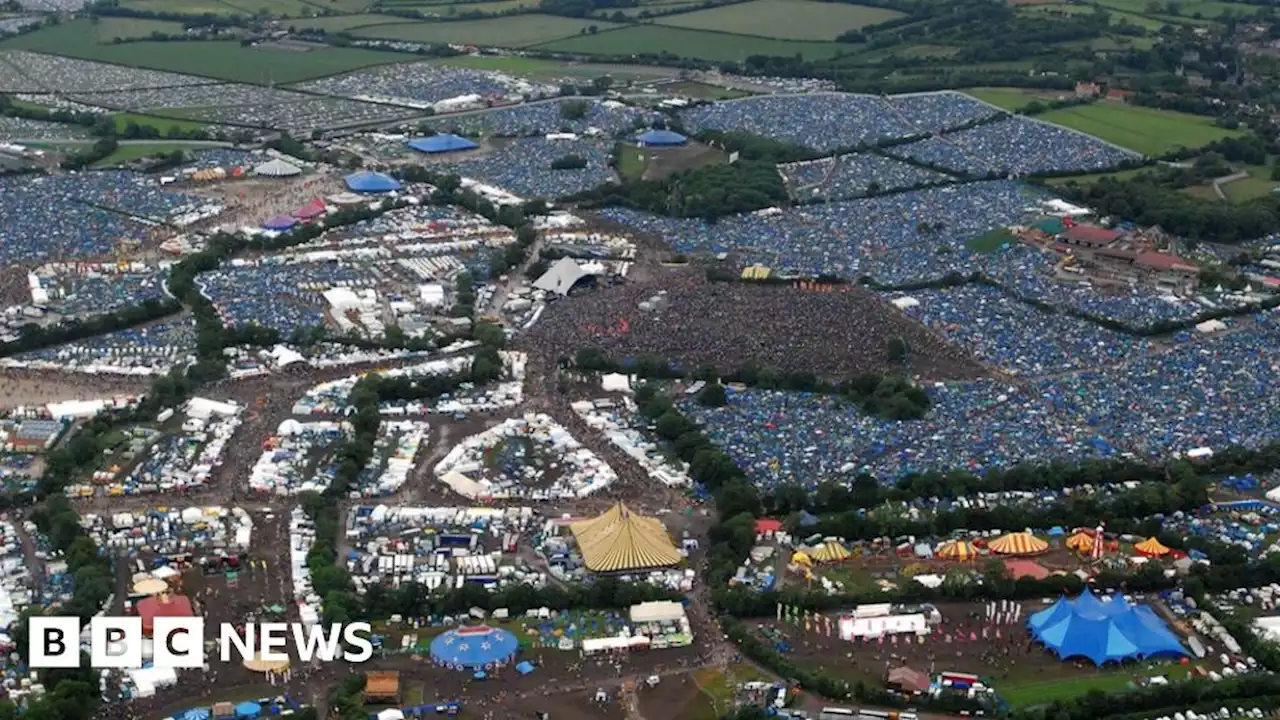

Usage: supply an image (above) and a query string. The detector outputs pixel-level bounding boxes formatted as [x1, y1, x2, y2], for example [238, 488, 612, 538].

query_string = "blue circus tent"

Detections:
[430, 625, 518, 670]
[636, 129, 687, 147]
[1028, 589, 1187, 665]
[408, 134, 479, 154]
[345, 171, 402, 194]
[262, 215, 297, 231]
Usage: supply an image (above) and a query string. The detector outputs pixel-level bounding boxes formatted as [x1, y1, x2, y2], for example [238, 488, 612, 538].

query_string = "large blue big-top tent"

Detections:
[408, 134, 479, 154]
[345, 171, 402, 194]
[636, 129, 687, 147]
[1028, 589, 1187, 665]
[429, 625, 518, 670]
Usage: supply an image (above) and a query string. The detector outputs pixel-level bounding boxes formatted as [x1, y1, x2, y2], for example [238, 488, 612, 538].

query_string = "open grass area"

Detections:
[112, 112, 208, 133]
[662, 80, 751, 99]
[615, 142, 646, 180]
[1045, 165, 1153, 186]
[963, 86, 1053, 111]
[601, 1, 703, 16]
[217, 0, 330, 16]
[1094, 0, 1265, 19]
[352, 15, 619, 46]
[967, 228, 1016, 252]
[283, 13, 404, 30]
[118, 0, 242, 15]
[653, 0, 903, 40]
[400, 0, 538, 13]
[2, 20, 410, 83]
[998, 659, 1208, 708]
[1037, 102, 1243, 155]
[1221, 166, 1278, 202]
[94, 17, 189, 41]
[536, 24, 847, 61]
[92, 142, 206, 167]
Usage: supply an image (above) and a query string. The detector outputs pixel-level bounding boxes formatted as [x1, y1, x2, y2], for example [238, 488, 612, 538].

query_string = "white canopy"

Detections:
[255, 159, 301, 177]
[533, 257, 592, 296]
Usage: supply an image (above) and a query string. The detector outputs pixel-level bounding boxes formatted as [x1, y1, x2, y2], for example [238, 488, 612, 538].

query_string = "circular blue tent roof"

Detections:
[345, 171, 402, 194]
[430, 625, 518, 670]
[636, 129, 687, 146]
[234, 702, 261, 718]
[1028, 589, 1187, 665]
[408, 134, 479, 154]
[262, 215, 297, 231]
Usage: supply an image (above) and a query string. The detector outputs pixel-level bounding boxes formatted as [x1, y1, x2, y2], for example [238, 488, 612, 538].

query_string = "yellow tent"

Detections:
[988, 532, 1049, 556]
[1066, 531, 1095, 554]
[791, 551, 813, 567]
[810, 540, 850, 563]
[936, 540, 977, 561]
[1134, 537, 1170, 557]
[570, 503, 682, 573]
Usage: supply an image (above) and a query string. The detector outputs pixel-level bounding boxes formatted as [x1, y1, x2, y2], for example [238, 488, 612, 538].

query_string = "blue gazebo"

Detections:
[429, 625, 518, 670]
[408, 134, 479, 154]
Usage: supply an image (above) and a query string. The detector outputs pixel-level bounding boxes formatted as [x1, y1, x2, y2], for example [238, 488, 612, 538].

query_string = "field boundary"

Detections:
[529, 22, 852, 58]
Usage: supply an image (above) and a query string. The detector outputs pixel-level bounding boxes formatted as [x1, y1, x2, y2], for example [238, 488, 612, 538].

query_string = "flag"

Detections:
[777, 603, 782, 622]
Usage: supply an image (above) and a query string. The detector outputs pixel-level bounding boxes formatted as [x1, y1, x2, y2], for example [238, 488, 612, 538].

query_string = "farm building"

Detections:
[408, 134, 479, 154]
[363, 671, 401, 703]
[345, 171, 402, 194]
[635, 129, 687, 147]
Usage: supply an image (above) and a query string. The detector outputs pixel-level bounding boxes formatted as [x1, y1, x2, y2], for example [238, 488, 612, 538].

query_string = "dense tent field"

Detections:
[1, 21, 410, 83]
[535, 24, 849, 61]
[351, 15, 620, 46]
[652, 0, 905, 41]
[1036, 102, 1245, 156]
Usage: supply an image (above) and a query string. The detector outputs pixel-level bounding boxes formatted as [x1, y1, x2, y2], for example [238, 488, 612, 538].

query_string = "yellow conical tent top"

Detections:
[1066, 531, 1095, 553]
[989, 532, 1049, 556]
[570, 503, 682, 573]
[811, 540, 850, 563]
[936, 540, 977, 561]
[1134, 537, 1170, 557]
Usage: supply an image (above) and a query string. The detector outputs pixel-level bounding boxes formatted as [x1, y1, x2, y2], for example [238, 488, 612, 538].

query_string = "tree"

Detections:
[559, 100, 589, 121]
[887, 336, 908, 363]
[697, 382, 727, 407]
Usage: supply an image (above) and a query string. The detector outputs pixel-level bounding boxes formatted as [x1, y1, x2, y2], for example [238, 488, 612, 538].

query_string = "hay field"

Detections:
[94, 17, 188, 41]
[118, 0, 242, 15]
[352, 14, 619, 46]
[536, 24, 847, 61]
[284, 13, 404, 30]
[654, 0, 904, 40]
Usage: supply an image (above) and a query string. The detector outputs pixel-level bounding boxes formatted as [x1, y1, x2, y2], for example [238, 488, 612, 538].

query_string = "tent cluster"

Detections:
[1028, 590, 1187, 666]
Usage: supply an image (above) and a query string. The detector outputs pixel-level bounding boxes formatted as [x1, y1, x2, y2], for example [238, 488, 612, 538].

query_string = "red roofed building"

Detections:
[754, 518, 783, 535]
[137, 594, 195, 636]
[1061, 224, 1121, 248]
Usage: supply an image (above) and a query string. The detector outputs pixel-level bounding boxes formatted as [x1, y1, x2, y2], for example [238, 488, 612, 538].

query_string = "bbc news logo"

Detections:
[30, 617, 375, 668]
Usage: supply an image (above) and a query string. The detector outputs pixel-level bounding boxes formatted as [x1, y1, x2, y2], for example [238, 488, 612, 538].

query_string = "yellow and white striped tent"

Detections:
[810, 540, 850, 563]
[570, 503, 682, 573]
[989, 532, 1049, 556]
[1134, 537, 1170, 557]
[1066, 531, 1095, 554]
[936, 540, 978, 561]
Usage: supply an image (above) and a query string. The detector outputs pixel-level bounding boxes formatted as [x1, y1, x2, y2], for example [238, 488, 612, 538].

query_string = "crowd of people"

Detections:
[886, 283, 1156, 376]
[780, 152, 952, 202]
[440, 137, 617, 199]
[297, 62, 555, 109]
[435, 98, 659, 138]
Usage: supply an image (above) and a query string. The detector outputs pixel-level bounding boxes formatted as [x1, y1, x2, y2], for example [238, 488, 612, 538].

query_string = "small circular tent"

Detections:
[989, 532, 1049, 556]
[810, 540, 850, 563]
[1066, 531, 1095, 554]
[429, 625, 518, 670]
[936, 540, 977, 561]
[1134, 537, 1170, 557]
[345, 171, 402, 194]
[254, 158, 301, 178]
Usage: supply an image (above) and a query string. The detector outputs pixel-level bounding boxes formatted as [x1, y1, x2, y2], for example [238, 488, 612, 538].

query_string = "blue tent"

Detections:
[429, 625, 518, 670]
[234, 702, 262, 718]
[182, 710, 211, 720]
[1028, 589, 1187, 665]
[515, 661, 535, 675]
[636, 129, 687, 147]
[262, 215, 297, 231]
[345, 171, 402, 194]
[408, 134, 479, 154]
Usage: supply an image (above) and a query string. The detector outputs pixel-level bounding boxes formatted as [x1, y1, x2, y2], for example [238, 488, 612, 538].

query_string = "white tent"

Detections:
[255, 159, 301, 177]
[186, 397, 238, 419]
[601, 373, 632, 394]
[630, 600, 685, 624]
[376, 710, 404, 720]
[533, 257, 593, 296]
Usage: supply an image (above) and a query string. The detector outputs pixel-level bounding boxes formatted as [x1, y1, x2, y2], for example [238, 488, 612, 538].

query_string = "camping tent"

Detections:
[1134, 537, 1170, 557]
[936, 540, 977, 561]
[345, 171, 402, 194]
[408, 134, 479, 154]
[635, 129, 687, 147]
[570, 503, 682, 573]
[254, 159, 301, 177]
[989, 532, 1049, 556]
[1027, 589, 1187, 665]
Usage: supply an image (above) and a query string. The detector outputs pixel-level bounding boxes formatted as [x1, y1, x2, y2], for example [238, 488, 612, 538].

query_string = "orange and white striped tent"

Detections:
[936, 540, 978, 561]
[989, 532, 1049, 556]
[1065, 531, 1095, 554]
[1134, 537, 1170, 557]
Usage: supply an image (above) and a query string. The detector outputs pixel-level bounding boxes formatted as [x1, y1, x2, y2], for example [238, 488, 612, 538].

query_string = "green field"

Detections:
[2, 20, 411, 83]
[398, 0, 537, 13]
[653, 0, 903, 40]
[600, 1, 703, 16]
[112, 113, 209, 133]
[353, 14, 618, 46]
[118, 0, 241, 15]
[94, 17, 188, 41]
[616, 142, 646, 180]
[1094, 0, 1265, 19]
[218, 0, 330, 16]
[1221, 166, 1278, 202]
[966, 228, 1016, 252]
[1037, 102, 1244, 155]
[536, 24, 847, 61]
[93, 142, 208, 167]
[963, 86, 1056, 111]
[283, 12, 403, 30]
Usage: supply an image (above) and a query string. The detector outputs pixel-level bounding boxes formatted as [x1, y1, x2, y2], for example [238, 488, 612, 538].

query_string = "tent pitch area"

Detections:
[635, 129, 687, 147]
[408, 133, 479, 154]
[570, 502, 682, 573]
[345, 171, 402, 194]
[1027, 589, 1187, 665]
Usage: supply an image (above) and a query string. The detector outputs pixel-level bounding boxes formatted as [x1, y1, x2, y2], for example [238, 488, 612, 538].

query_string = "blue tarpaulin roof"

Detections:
[1028, 589, 1187, 665]
[345, 171, 402, 193]
[636, 129, 687, 146]
[429, 625, 518, 670]
[263, 215, 297, 231]
[408, 134, 479, 154]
